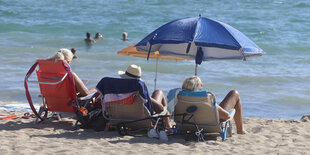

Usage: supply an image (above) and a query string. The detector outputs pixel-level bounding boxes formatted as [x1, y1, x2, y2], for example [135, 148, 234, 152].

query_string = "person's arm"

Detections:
[72, 72, 90, 96]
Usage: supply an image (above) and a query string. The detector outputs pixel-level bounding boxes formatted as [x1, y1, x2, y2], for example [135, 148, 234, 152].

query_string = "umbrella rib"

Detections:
[240, 48, 247, 61]
[218, 22, 242, 49]
[186, 43, 192, 54]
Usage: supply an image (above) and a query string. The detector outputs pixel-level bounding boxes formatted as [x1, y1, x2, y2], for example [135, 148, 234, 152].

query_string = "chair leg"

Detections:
[57, 113, 62, 120]
[34, 95, 50, 124]
[73, 120, 80, 130]
[117, 123, 128, 136]
[220, 121, 229, 141]
[227, 121, 232, 137]
[34, 106, 46, 124]
[51, 112, 62, 120]
[220, 128, 227, 141]
[195, 128, 205, 142]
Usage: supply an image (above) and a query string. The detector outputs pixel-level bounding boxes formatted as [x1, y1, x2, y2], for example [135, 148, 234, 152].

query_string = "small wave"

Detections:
[1, 10, 18, 16]
[271, 95, 310, 105]
[294, 2, 310, 8]
[0, 104, 39, 112]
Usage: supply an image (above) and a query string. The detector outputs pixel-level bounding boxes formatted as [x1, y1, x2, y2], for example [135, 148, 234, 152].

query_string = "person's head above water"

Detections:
[122, 32, 128, 41]
[95, 32, 103, 39]
[70, 48, 78, 59]
[182, 76, 203, 91]
[86, 32, 91, 39]
[118, 64, 142, 79]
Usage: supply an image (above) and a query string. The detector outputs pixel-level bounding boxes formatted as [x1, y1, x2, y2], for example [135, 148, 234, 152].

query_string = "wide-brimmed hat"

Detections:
[118, 64, 142, 79]
[71, 48, 78, 59]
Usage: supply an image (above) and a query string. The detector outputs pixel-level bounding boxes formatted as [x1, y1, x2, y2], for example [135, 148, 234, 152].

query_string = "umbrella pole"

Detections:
[154, 58, 158, 90]
[195, 64, 198, 76]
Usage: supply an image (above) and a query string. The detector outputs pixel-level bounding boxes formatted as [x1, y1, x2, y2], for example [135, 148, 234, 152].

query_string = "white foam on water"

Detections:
[0, 104, 39, 112]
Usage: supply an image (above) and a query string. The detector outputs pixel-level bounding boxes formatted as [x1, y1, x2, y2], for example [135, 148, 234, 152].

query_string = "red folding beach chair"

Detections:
[24, 59, 96, 124]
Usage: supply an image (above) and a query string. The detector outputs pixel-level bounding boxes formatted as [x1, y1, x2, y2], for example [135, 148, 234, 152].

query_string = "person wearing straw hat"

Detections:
[118, 64, 142, 79]
[118, 64, 172, 128]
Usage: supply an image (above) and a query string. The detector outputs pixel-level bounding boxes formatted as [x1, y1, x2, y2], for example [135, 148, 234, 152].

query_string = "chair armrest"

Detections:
[228, 109, 236, 120]
[78, 90, 97, 101]
[226, 109, 235, 121]
[220, 109, 236, 124]
[152, 106, 168, 117]
[28, 73, 68, 85]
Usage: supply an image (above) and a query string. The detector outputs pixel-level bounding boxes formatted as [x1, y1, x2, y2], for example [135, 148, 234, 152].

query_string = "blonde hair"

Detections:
[51, 48, 73, 62]
[182, 76, 203, 91]
[52, 52, 64, 61]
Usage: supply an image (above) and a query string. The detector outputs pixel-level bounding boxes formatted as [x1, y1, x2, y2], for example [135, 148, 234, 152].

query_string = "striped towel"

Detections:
[104, 92, 136, 104]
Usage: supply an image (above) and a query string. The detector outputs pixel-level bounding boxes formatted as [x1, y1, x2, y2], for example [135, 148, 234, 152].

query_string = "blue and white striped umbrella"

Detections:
[135, 16, 264, 75]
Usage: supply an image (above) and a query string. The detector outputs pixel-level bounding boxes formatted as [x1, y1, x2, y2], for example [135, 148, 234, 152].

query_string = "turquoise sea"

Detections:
[0, 0, 309, 119]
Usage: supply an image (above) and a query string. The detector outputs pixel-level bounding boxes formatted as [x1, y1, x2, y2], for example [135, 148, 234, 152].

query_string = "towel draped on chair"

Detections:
[96, 77, 154, 114]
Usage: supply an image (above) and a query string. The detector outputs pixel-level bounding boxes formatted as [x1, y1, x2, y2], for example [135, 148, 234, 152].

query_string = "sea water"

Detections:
[0, 0, 309, 119]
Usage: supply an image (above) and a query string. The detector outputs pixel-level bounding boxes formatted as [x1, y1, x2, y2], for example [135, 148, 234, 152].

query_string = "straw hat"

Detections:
[118, 64, 142, 79]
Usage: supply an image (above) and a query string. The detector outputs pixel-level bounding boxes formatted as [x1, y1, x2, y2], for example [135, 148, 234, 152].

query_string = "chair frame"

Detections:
[96, 77, 168, 136]
[102, 92, 168, 135]
[174, 91, 235, 141]
[24, 59, 96, 124]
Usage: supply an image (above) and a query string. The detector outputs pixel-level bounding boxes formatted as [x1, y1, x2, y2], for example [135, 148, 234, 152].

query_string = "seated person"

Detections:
[118, 64, 171, 128]
[50, 48, 95, 97]
[181, 76, 247, 134]
[84, 32, 96, 44]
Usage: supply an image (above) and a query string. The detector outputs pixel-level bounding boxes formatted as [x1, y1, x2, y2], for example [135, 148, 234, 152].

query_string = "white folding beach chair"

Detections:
[96, 77, 168, 138]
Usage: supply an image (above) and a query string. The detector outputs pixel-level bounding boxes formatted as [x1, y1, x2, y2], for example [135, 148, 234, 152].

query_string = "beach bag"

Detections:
[76, 107, 107, 131]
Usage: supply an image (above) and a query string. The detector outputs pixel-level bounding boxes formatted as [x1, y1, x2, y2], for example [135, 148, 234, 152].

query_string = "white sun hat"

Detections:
[118, 64, 142, 79]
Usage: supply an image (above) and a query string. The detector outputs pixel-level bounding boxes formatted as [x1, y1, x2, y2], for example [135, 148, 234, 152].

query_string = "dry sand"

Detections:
[0, 101, 309, 155]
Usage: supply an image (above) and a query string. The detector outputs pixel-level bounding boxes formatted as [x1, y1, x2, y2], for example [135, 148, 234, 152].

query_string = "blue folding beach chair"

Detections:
[172, 90, 235, 141]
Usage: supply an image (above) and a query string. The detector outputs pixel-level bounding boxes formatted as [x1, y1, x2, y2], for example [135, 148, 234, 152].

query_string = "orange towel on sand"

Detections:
[0, 114, 19, 120]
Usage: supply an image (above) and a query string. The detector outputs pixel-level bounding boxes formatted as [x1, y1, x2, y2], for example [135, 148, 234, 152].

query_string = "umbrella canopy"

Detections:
[117, 44, 188, 90]
[135, 16, 264, 75]
[118, 44, 187, 61]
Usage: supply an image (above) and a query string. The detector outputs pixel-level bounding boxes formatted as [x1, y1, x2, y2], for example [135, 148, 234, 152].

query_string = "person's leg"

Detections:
[218, 90, 246, 134]
[151, 90, 171, 128]
[151, 90, 167, 112]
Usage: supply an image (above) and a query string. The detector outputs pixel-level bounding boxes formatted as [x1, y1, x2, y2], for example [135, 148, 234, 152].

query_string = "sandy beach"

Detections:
[1, 0, 310, 154]
[0, 101, 309, 155]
